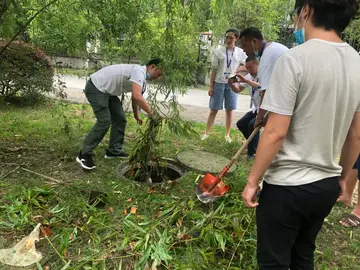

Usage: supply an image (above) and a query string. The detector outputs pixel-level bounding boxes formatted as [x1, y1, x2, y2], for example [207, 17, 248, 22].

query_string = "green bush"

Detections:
[0, 41, 54, 101]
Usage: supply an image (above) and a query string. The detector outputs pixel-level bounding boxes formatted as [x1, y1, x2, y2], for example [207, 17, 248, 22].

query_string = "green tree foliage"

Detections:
[209, 0, 294, 42]
[344, 19, 360, 51]
[30, 1, 97, 56]
[0, 0, 295, 56]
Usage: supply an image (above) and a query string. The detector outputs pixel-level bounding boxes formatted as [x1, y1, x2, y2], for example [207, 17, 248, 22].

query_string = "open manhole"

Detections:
[117, 158, 187, 185]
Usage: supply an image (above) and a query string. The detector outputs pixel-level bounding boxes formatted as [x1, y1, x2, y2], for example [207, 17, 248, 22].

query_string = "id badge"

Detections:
[224, 68, 231, 79]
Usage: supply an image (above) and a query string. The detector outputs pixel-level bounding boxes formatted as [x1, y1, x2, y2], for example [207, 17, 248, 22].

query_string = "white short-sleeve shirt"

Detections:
[240, 73, 261, 113]
[211, 47, 247, 84]
[258, 42, 289, 91]
[90, 64, 146, 96]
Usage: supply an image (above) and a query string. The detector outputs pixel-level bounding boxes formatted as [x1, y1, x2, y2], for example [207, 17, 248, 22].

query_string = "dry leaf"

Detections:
[154, 211, 162, 218]
[177, 233, 191, 240]
[147, 187, 157, 194]
[151, 259, 162, 270]
[127, 198, 132, 202]
[69, 233, 74, 241]
[130, 206, 137, 214]
[108, 207, 114, 213]
[125, 241, 137, 252]
[181, 233, 191, 240]
[123, 209, 128, 215]
[180, 189, 185, 193]
[44, 266, 50, 270]
[40, 225, 53, 238]
[176, 219, 183, 229]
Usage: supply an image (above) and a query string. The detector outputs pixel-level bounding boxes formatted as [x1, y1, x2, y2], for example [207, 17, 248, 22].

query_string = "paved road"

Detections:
[59, 75, 250, 126]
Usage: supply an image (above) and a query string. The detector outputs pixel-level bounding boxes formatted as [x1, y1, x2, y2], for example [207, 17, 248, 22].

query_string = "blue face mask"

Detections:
[293, 28, 305, 45]
[293, 7, 307, 45]
[146, 73, 150, 80]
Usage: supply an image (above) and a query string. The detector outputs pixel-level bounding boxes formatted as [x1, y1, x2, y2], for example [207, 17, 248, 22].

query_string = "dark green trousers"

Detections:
[82, 79, 127, 155]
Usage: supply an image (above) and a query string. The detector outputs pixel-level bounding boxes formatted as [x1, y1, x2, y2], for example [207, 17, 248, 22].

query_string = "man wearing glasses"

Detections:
[241, 0, 360, 269]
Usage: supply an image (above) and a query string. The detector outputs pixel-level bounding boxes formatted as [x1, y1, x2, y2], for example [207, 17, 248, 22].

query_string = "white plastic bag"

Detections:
[0, 223, 42, 267]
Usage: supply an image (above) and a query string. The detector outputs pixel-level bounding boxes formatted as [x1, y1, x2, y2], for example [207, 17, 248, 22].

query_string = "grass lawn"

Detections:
[0, 100, 359, 270]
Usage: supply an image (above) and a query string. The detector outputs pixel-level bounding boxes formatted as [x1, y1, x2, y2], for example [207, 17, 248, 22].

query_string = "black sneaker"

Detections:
[76, 151, 96, 170]
[104, 150, 129, 159]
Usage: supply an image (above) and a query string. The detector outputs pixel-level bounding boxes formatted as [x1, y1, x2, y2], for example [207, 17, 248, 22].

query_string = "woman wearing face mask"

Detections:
[241, 0, 360, 269]
[202, 28, 247, 143]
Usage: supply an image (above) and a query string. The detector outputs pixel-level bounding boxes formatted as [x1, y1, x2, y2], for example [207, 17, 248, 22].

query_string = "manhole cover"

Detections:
[176, 150, 236, 175]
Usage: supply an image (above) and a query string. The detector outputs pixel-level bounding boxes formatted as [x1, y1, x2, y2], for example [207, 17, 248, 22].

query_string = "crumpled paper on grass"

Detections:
[0, 223, 42, 267]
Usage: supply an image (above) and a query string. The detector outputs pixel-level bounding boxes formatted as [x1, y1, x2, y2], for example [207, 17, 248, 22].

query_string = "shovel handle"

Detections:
[228, 112, 269, 168]
[207, 112, 269, 193]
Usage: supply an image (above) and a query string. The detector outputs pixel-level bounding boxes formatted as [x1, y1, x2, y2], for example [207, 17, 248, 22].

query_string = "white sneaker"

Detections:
[225, 136, 232, 143]
[201, 134, 209, 141]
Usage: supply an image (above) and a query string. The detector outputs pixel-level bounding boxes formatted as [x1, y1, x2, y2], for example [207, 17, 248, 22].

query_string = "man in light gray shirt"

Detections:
[241, 0, 360, 269]
[76, 59, 162, 170]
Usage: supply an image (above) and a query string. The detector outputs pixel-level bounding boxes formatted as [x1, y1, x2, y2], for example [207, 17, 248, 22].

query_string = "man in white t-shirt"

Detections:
[202, 28, 247, 143]
[76, 59, 162, 170]
[241, 1, 360, 269]
[239, 27, 288, 128]
[228, 56, 261, 159]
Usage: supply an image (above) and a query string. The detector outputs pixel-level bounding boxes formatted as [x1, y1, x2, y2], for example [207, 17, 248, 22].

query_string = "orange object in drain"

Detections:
[196, 114, 268, 203]
[198, 173, 230, 197]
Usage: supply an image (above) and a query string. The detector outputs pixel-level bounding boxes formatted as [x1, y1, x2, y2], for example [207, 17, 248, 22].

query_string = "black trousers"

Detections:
[236, 110, 258, 156]
[256, 177, 340, 270]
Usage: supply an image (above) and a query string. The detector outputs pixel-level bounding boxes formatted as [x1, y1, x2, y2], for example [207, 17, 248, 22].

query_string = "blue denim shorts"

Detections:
[209, 82, 237, 111]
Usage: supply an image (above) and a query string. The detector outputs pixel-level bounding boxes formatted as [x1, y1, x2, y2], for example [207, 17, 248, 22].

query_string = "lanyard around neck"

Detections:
[259, 42, 267, 58]
[226, 47, 235, 68]
[142, 80, 146, 95]
[251, 77, 259, 97]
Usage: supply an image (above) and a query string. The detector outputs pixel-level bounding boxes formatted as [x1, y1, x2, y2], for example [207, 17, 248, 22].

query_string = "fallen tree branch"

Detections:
[0, 162, 29, 167]
[20, 167, 63, 185]
[0, 165, 20, 180]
